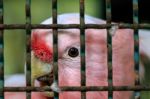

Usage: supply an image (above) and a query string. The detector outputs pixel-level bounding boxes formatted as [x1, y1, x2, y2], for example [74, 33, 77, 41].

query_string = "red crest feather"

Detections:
[31, 32, 53, 63]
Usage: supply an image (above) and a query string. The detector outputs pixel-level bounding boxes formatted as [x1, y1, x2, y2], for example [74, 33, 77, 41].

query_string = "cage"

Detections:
[0, 0, 150, 99]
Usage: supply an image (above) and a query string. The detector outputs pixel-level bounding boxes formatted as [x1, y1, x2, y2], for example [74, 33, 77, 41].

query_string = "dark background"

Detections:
[105, 0, 150, 23]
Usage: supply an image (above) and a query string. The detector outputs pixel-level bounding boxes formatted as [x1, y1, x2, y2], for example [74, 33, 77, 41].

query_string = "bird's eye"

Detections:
[68, 47, 79, 57]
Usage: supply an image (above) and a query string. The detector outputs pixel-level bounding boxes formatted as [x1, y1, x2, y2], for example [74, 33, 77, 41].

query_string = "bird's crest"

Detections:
[31, 32, 53, 63]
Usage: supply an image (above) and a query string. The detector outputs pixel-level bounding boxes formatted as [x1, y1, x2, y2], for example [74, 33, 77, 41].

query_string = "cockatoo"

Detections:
[5, 13, 149, 99]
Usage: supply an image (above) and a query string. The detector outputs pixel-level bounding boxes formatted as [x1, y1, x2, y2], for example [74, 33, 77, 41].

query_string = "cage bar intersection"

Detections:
[0, 0, 150, 99]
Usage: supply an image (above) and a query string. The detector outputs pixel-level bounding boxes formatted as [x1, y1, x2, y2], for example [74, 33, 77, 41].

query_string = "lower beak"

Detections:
[36, 70, 54, 86]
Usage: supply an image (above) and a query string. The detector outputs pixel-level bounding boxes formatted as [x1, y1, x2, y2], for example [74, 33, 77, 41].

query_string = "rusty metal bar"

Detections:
[26, 0, 31, 98]
[105, 0, 113, 99]
[133, 0, 140, 99]
[0, 0, 4, 98]
[52, 0, 59, 99]
[133, 0, 140, 85]
[80, 0, 86, 99]
[3, 85, 150, 92]
[0, 23, 150, 29]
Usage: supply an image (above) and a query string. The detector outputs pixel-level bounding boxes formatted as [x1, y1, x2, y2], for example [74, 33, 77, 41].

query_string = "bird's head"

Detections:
[31, 13, 135, 99]
[31, 13, 106, 97]
[31, 14, 82, 97]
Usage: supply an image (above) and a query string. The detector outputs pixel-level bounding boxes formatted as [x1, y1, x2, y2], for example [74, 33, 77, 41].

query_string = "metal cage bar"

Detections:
[52, 0, 59, 99]
[79, 0, 86, 99]
[133, 0, 140, 99]
[4, 85, 150, 92]
[0, 23, 150, 29]
[105, 0, 113, 98]
[25, 0, 31, 99]
[0, 0, 3, 99]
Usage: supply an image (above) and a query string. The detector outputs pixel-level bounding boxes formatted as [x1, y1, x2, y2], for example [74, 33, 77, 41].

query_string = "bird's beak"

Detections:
[31, 52, 54, 97]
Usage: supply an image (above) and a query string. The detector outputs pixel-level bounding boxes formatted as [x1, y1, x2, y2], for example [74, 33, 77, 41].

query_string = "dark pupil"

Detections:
[68, 47, 79, 57]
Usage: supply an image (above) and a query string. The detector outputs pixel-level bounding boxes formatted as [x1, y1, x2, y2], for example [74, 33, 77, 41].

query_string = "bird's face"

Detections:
[31, 13, 135, 99]
[31, 26, 111, 98]
[31, 28, 82, 97]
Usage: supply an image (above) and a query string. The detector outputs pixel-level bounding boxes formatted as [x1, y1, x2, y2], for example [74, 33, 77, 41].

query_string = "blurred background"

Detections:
[3, 0, 150, 98]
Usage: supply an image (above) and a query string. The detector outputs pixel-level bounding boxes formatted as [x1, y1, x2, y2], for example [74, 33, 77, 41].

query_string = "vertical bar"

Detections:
[25, 0, 31, 98]
[105, 0, 113, 99]
[52, 0, 58, 99]
[79, 0, 86, 99]
[133, 0, 140, 99]
[0, 0, 4, 99]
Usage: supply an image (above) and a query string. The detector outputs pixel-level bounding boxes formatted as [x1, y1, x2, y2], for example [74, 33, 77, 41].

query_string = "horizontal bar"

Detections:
[0, 23, 150, 29]
[2, 86, 150, 92]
